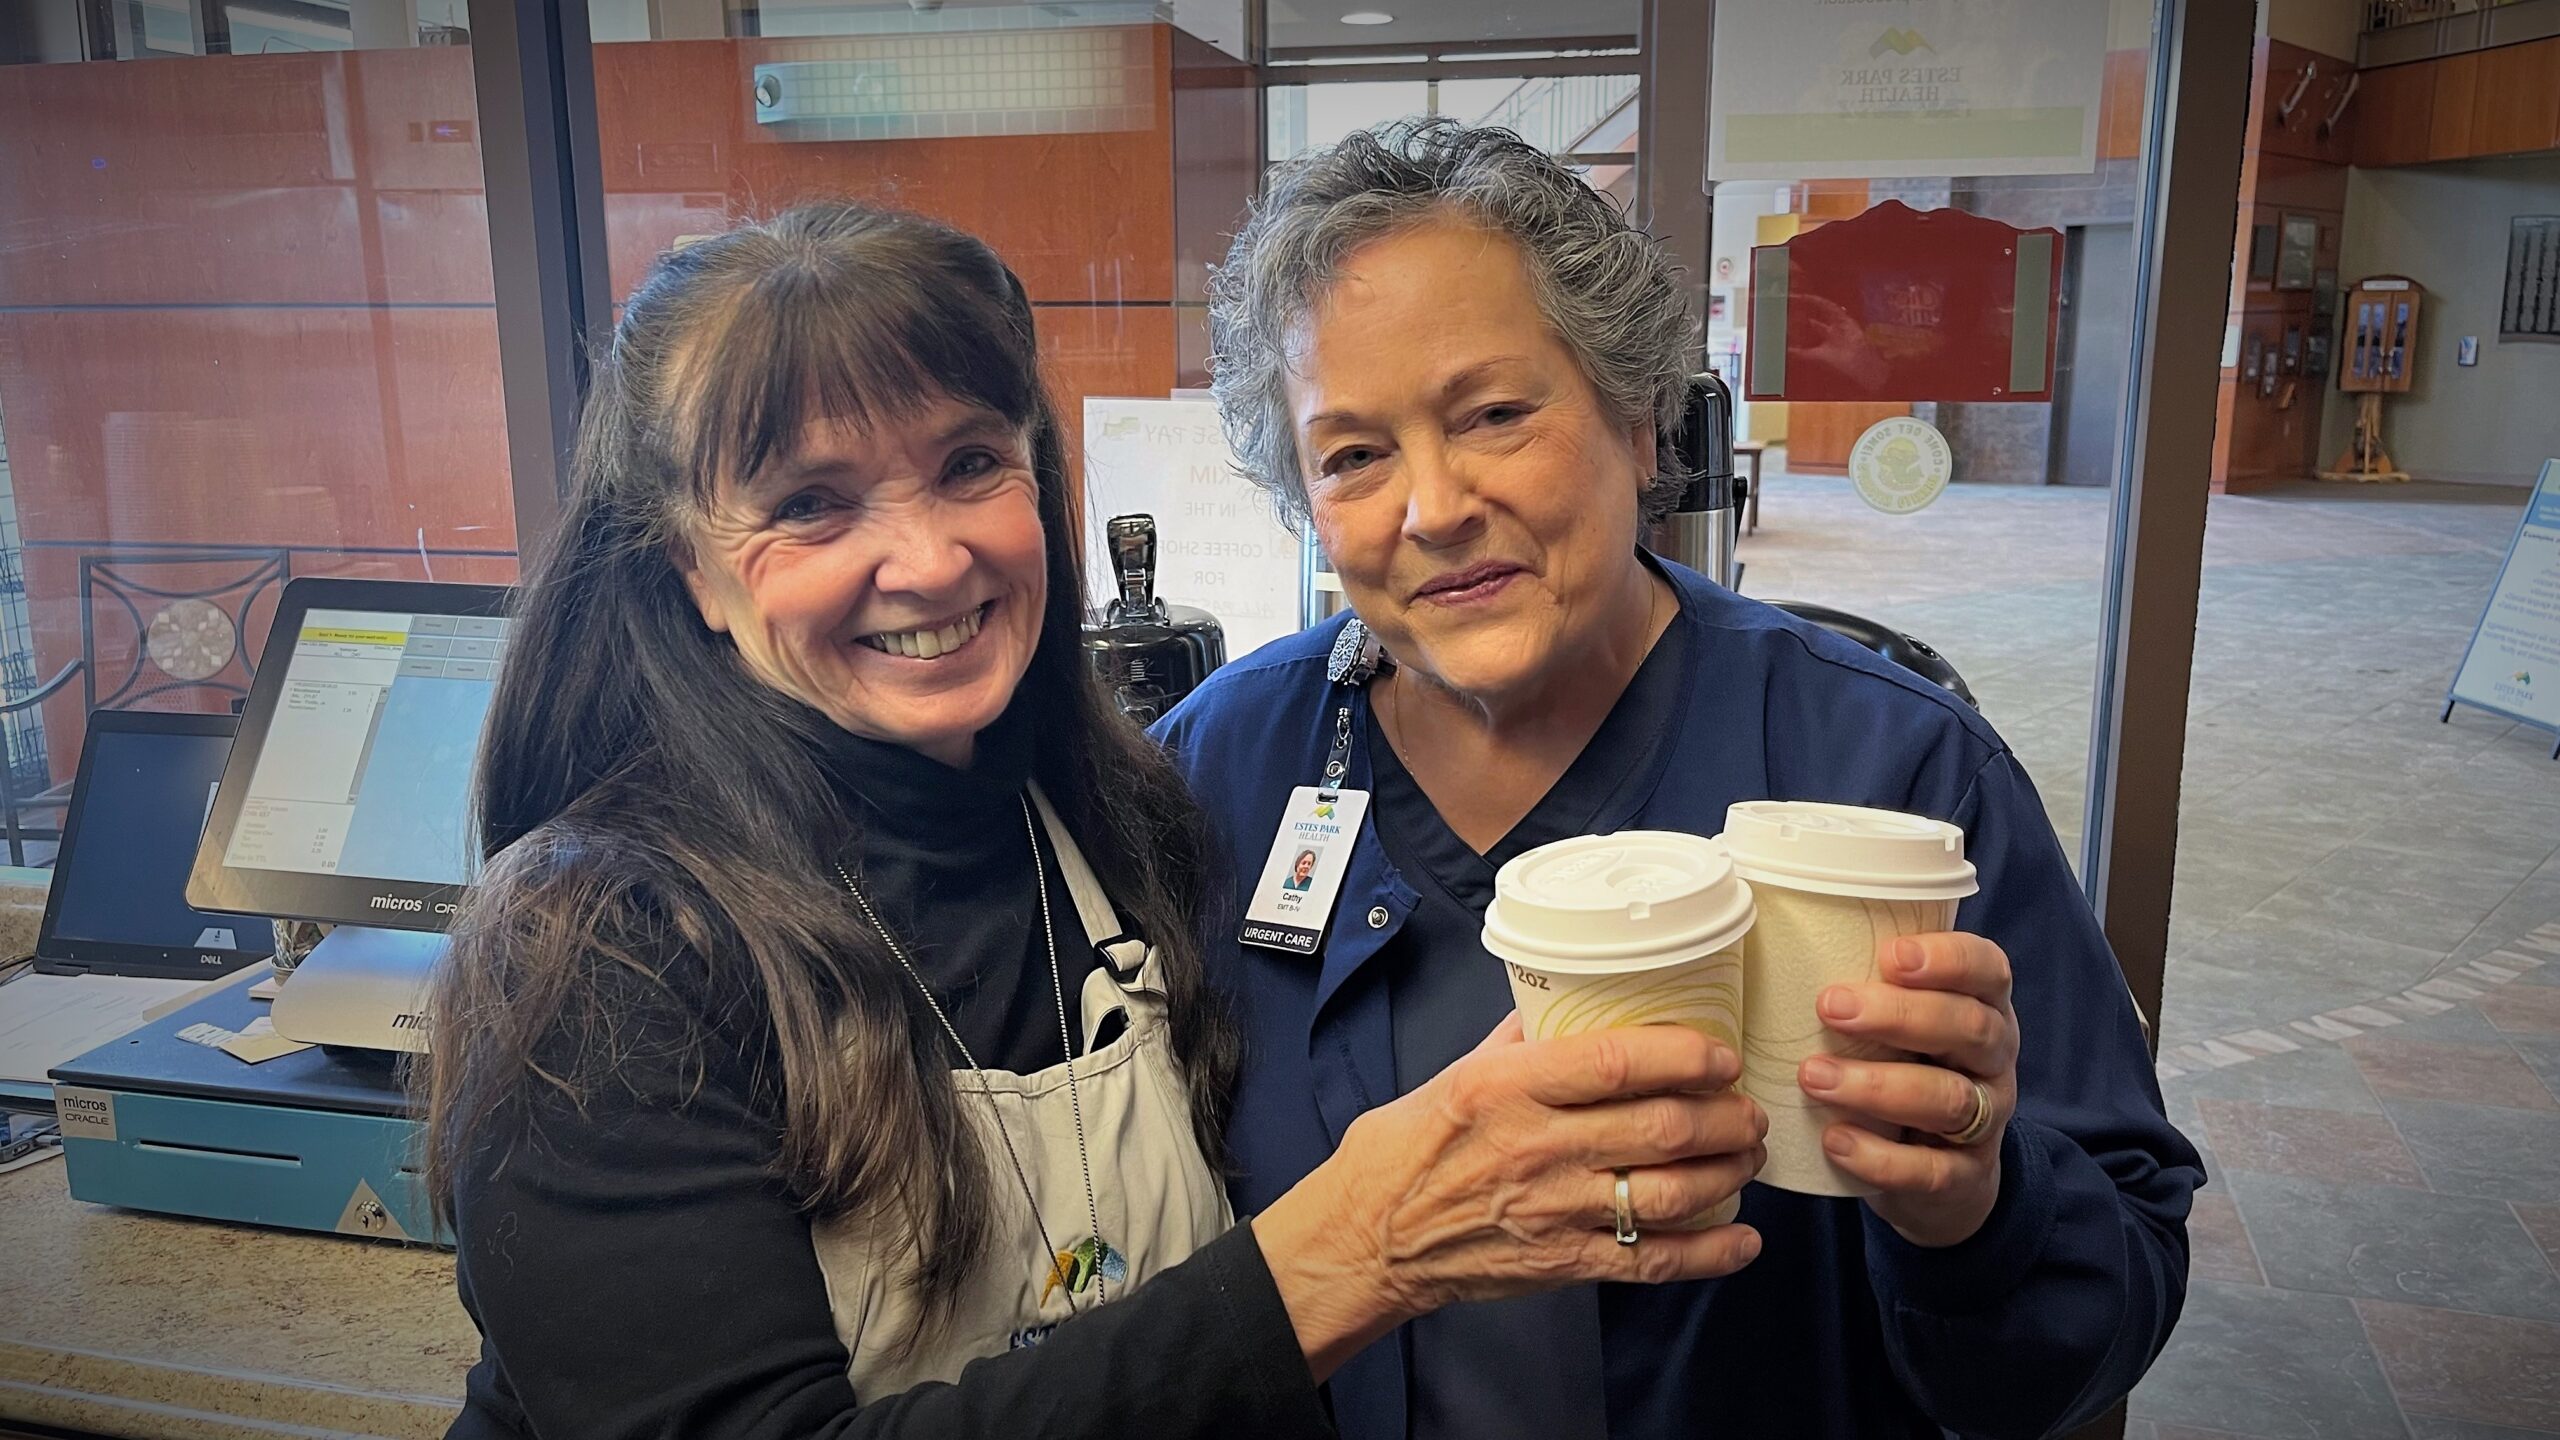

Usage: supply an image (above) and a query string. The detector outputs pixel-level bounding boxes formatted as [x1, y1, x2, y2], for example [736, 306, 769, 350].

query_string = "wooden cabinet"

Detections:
[2427, 51, 2480, 160]
[2352, 61, 2436, 168]
[2357, 40, 2560, 167]
[1784, 403, 1909, 474]
[1793, 180, 1872, 221]
[2471, 37, 2560, 157]
[2098, 47, 2149, 161]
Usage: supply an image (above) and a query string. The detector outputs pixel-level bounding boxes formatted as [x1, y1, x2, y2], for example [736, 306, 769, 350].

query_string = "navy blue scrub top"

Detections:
[1153, 557, 2202, 1440]
[1369, 615, 1693, 1440]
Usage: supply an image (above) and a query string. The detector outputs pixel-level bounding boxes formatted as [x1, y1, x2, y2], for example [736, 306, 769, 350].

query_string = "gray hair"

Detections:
[1207, 118, 1698, 529]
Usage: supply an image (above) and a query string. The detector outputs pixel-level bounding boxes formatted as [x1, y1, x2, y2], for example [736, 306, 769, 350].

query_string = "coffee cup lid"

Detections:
[1718, 800, 1978, 901]
[1483, 831, 1757, 971]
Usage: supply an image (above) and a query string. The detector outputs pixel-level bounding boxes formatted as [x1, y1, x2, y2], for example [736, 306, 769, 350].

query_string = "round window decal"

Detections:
[1848, 417, 1953, 515]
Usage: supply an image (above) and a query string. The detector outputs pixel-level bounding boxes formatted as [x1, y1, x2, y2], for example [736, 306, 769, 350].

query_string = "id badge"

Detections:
[1238, 785, 1370, 955]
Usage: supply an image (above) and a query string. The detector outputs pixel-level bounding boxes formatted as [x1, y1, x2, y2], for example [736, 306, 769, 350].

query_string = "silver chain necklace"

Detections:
[832, 793, 1111, 1311]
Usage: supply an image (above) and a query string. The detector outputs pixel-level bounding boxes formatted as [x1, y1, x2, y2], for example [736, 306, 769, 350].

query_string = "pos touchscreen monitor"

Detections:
[186, 578, 512, 931]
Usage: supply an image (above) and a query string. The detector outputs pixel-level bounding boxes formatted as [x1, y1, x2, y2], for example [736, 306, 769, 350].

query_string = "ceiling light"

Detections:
[1341, 10, 1394, 24]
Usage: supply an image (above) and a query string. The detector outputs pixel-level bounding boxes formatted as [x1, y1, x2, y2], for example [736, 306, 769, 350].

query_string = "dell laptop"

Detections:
[32, 709, 273, 980]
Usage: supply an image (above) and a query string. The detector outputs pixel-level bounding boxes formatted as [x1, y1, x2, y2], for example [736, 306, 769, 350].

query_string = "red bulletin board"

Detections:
[1746, 200, 2065, 404]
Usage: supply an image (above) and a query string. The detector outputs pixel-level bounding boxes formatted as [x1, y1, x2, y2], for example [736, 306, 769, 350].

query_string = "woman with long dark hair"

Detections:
[421, 203, 1768, 1439]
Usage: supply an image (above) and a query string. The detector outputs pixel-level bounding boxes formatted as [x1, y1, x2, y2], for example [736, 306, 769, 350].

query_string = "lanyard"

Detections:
[1237, 620, 1385, 956]
[1321, 704, 1354, 798]
[1320, 616, 1390, 795]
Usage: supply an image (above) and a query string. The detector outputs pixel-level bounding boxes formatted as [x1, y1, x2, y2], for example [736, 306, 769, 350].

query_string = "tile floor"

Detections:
[1737, 468, 2560, 1439]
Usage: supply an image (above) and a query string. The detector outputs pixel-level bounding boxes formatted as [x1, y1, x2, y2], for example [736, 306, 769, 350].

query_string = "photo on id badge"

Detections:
[1239, 785, 1370, 955]
[1281, 848, 1319, 894]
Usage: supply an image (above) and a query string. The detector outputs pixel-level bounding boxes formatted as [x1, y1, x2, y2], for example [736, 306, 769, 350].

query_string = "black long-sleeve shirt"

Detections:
[446, 712, 1333, 1440]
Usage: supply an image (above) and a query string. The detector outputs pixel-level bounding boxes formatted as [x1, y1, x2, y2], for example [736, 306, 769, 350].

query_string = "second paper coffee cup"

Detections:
[1720, 800, 1979, 1197]
[1483, 831, 1757, 1228]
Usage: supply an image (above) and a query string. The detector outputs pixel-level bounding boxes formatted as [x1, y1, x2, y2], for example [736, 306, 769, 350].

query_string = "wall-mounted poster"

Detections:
[1707, 0, 2110, 181]
[1744, 201, 2063, 402]
[2503, 216, 2559, 341]
[2277, 214, 2320, 292]
[2248, 222, 2279, 285]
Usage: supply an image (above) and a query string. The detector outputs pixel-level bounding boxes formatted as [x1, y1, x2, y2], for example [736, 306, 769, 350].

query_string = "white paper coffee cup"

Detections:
[1720, 801, 1979, 1197]
[1484, 832, 1756, 1228]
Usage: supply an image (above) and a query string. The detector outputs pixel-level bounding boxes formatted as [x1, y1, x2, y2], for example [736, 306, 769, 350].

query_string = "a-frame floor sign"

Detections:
[2445, 458, 2560, 759]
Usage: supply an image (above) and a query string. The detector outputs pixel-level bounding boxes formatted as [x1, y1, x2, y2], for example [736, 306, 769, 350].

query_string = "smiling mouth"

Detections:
[1414, 562, 1524, 602]
[858, 601, 991, 660]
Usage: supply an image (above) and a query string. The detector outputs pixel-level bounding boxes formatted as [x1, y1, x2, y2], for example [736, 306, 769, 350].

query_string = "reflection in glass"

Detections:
[1268, 74, 1636, 163]
[1703, 9, 2158, 870]
[586, 8, 1260, 539]
[0, 12, 515, 865]
[1259, 0, 1636, 52]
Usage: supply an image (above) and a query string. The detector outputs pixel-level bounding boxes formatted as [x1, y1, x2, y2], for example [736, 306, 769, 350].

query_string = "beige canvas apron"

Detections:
[811, 787, 1235, 1396]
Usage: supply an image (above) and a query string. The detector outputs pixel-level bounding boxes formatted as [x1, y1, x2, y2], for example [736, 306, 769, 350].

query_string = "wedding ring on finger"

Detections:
[1942, 1078, 1998, 1147]
[1612, 1167, 1639, 1246]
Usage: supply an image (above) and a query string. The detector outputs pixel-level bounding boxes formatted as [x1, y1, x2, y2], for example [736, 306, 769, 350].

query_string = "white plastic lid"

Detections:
[1482, 831, 1757, 972]
[1718, 800, 1978, 901]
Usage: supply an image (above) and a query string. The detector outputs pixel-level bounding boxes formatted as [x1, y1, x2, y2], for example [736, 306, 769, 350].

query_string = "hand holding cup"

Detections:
[1798, 929, 2019, 1248]
[1251, 1015, 1766, 1382]
[1484, 831, 1764, 1227]
[1720, 801, 1981, 1202]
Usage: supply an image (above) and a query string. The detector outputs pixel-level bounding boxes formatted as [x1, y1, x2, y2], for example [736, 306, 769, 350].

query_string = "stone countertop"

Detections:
[0, 1161, 472, 1439]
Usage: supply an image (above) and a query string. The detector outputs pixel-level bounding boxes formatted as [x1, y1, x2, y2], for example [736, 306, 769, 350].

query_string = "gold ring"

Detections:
[1612, 1168, 1638, 1246]
[1944, 1079, 1998, 1147]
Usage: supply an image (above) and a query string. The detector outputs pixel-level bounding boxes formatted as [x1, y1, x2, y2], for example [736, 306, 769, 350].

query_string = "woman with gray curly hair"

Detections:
[1155, 120, 2198, 1440]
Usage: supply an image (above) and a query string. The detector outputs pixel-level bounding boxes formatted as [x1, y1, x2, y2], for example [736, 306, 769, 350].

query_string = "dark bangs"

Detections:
[649, 213, 1043, 500]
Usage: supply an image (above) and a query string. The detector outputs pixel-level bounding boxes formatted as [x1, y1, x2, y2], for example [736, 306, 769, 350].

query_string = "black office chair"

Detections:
[1766, 600, 1978, 709]
[1661, 373, 1976, 711]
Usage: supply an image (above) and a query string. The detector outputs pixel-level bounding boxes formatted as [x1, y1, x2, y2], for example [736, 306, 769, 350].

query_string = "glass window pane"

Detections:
[0, 5, 516, 865]
[1268, 74, 1638, 164]
[1456, 73, 1636, 155]
[1431, 78, 1533, 124]
[1681, 2, 2172, 881]
[1268, 81, 1431, 161]
[587, 3, 1260, 514]
[1262, 0, 1637, 52]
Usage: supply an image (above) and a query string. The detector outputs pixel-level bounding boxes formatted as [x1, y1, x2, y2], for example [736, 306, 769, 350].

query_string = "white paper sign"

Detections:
[1081, 397, 1303, 661]
[1708, 0, 2110, 182]
[2449, 459, 2560, 742]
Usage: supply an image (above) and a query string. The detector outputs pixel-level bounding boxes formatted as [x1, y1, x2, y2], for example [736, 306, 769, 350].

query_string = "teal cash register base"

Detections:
[49, 986, 444, 1245]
